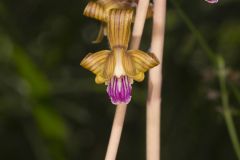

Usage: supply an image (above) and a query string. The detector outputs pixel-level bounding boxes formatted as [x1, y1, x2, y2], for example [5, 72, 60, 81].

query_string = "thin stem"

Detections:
[130, 0, 150, 49]
[230, 83, 240, 105]
[105, 1, 151, 159]
[147, 0, 166, 159]
[105, 104, 127, 160]
[217, 57, 240, 160]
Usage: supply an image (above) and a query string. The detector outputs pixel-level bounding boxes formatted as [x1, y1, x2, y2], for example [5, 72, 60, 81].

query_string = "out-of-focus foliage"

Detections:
[0, 0, 240, 160]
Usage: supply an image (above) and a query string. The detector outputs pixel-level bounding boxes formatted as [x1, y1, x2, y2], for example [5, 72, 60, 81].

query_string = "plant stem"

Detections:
[230, 83, 240, 105]
[105, 104, 127, 160]
[130, 0, 150, 49]
[105, 1, 151, 159]
[217, 57, 240, 160]
[147, 0, 166, 159]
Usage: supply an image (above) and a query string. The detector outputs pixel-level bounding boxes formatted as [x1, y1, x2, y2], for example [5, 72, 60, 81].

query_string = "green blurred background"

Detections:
[0, 0, 240, 160]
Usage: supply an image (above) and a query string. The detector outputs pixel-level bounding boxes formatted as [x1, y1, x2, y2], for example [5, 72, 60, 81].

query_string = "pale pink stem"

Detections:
[105, 104, 127, 160]
[130, 0, 150, 49]
[147, 0, 166, 159]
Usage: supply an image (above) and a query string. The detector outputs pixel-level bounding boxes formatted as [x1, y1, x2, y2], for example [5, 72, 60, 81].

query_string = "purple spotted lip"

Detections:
[107, 76, 132, 105]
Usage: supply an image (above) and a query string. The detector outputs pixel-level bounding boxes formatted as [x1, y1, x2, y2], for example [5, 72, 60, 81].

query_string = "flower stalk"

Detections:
[130, 0, 150, 49]
[105, 104, 127, 160]
[217, 57, 240, 160]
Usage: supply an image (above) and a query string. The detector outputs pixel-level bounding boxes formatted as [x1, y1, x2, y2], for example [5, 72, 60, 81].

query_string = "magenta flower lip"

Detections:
[107, 76, 132, 105]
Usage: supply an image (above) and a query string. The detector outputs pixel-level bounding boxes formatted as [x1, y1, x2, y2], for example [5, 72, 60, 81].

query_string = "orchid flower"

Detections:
[83, 0, 153, 43]
[80, 9, 159, 105]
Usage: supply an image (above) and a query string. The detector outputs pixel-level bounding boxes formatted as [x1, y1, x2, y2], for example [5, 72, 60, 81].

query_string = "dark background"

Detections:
[0, 0, 240, 160]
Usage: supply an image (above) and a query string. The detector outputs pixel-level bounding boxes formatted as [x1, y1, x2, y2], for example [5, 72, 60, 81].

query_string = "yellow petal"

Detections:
[103, 54, 116, 80]
[107, 9, 133, 49]
[84, 1, 153, 23]
[95, 75, 106, 84]
[80, 50, 111, 80]
[134, 72, 145, 82]
[83, 2, 106, 22]
[126, 50, 159, 81]
[98, 0, 133, 11]
[121, 50, 136, 77]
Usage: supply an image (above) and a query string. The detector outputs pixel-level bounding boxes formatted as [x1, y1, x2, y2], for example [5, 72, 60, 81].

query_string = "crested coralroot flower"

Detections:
[80, 9, 159, 105]
[205, 0, 218, 3]
[83, 0, 153, 43]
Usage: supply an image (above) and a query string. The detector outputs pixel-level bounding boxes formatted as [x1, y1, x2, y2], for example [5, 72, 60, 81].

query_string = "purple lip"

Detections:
[107, 76, 132, 105]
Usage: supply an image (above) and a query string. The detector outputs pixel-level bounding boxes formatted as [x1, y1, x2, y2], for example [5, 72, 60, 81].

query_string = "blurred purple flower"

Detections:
[205, 0, 218, 4]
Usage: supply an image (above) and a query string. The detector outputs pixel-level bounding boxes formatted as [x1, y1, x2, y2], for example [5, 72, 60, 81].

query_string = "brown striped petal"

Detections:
[121, 50, 136, 77]
[107, 9, 133, 49]
[125, 50, 160, 82]
[103, 54, 116, 80]
[95, 75, 106, 84]
[98, 0, 135, 10]
[80, 50, 111, 83]
[83, 1, 106, 22]
[83, 1, 152, 44]
[133, 72, 145, 82]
